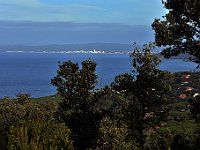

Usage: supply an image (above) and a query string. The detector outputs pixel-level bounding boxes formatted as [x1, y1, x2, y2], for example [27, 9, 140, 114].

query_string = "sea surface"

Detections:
[0, 52, 197, 98]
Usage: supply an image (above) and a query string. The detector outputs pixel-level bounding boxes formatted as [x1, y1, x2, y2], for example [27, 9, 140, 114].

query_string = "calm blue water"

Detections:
[0, 52, 197, 98]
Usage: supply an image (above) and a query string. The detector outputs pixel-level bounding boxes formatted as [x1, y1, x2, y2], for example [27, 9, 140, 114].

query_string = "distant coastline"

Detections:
[0, 42, 191, 59]
[0, 43, 134, 53]
[2, 50, 130, 55]
[1, 50, 191, 60]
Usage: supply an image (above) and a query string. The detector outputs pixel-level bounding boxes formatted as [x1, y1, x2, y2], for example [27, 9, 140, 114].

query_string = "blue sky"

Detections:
[0, 0, 167, 45]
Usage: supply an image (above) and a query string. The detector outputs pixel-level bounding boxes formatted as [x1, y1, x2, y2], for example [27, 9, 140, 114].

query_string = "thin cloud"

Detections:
[0, 0, 41, 7]
[0, 0, 103, 22]
[0, 0, 166, 25]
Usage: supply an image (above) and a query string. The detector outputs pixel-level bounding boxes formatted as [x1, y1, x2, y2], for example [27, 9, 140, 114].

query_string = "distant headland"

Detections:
[0, 43, 134, 53]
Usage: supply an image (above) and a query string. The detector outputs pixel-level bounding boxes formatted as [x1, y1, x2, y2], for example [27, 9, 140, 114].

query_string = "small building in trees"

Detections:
[179, 94, 187, 99]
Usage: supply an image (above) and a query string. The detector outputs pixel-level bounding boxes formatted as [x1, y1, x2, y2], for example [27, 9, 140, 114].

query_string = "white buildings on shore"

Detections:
[41, 49, 120, 54]
[78, 49, 105, 54]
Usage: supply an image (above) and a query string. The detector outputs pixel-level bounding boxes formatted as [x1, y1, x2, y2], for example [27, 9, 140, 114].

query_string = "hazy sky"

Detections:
[0, 0, 167, 45]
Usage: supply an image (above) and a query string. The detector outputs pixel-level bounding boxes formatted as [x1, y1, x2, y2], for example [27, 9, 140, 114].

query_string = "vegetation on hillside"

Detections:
[1, 0, 200, 149]
[1, 44, 200, 150]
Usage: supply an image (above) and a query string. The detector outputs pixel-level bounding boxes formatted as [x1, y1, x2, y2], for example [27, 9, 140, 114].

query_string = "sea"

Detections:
[0, 52, 198, 98]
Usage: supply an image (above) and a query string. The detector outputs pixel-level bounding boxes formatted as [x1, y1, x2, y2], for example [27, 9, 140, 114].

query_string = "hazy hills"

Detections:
[0, 43, 191, 60]
[0, 43, 134, 53]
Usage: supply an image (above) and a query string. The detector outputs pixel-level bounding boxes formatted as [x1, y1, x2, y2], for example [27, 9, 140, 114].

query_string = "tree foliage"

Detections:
[112, 43, 171, 149]
[8, 121, 73, 150]
[152, 0, 200, 63]
[190, 95, 200, 122]
[51, 60, 99, 150]
[0, 96, 73, 150]
[96, 116, 137, 150]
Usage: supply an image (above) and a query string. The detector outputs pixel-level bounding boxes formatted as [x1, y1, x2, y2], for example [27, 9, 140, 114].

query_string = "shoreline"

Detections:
[0, 50, 131, 55]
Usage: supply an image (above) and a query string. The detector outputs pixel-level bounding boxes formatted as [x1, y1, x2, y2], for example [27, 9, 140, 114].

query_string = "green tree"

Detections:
[93, 86, 138, 150]
[111, 73, 134, 97]
[8, 121, 73, 150]
[112, 44, 171, 150]
[152, 0, 200, 63]
[190, 95, 200, 122]
[51, 60, 99, 150]
[92, 86, 127, 119]
[16, 93, 31, 105]
[96, 116, 138, 150]
[0, 96, 69, 150]
[0, 98, 26, 150]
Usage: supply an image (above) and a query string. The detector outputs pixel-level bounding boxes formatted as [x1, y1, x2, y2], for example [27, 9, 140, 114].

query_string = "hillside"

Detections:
[0, 43, 134, 53]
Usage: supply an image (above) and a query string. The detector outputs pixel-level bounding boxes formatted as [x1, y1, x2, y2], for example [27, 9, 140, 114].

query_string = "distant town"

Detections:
[41, 49, 130, 54]
[5, 49, 130, 54]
